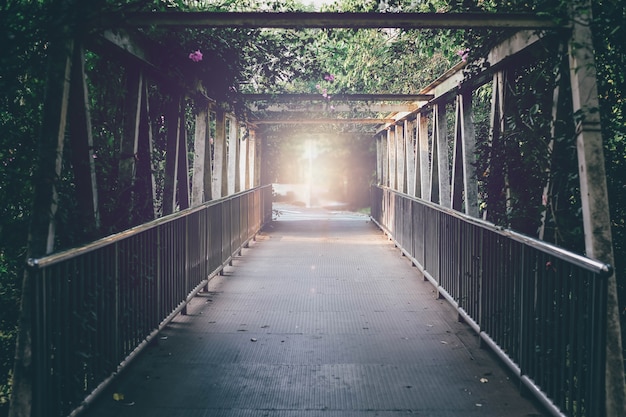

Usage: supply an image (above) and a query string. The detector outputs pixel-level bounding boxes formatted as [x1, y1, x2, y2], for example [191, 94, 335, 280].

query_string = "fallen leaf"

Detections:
[480, 378, 489, 383]
[113, 393, 124, 401]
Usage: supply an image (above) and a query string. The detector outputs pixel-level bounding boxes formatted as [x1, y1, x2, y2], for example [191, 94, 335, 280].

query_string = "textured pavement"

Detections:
[83, 207, 547, 417]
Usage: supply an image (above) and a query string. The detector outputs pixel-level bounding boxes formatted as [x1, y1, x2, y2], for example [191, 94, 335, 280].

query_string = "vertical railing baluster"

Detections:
[182, 215, 189, 315]
[156, 224, 161, 335]
[113, 241, 120, 377]
[21, 186, 305, 415]
[32, 267, 44, 417]
[370, 185, 611, 417]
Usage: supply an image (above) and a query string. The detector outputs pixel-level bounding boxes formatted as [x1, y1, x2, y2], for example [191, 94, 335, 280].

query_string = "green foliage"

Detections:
[0, 253, 18, 411]
[316, 0, 461, 94]
[0, 1, 49, 413]
[473, 50, 570, 239]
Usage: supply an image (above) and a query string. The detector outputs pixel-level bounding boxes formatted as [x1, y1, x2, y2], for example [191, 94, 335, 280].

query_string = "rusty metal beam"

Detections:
[123, 11, 564, 29]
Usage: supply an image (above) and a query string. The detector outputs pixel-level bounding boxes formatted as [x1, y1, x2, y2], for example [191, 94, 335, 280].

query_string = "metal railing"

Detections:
[371, 185, 609, 417]
[27, 185, 272, 417]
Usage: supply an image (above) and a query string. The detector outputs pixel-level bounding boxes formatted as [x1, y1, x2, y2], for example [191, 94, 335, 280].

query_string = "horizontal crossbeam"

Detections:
[244, 93, 433, 102]
[252, 118, 396, 124]
[248, 103, 417, 112]
[124, 12, 564, 29]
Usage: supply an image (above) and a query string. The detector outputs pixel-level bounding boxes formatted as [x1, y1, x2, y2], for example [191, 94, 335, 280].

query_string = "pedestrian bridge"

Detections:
[81, 203, 550, 417]
[27, 187, 608, 417]
[8, 6, 622, 417]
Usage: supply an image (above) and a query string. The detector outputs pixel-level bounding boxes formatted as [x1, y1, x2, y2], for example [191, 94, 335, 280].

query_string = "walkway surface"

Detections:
[84, 206, 546, 417]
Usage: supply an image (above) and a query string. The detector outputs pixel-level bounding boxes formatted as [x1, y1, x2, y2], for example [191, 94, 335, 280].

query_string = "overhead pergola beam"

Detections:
[248, 103, 417, 113]
[252, 118, 396, 124]
[124, 12, 565, 29]
[244, 93, 433, 102]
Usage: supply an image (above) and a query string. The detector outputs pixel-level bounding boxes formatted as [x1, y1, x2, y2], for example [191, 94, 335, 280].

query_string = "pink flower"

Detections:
[189, 50, 203, 62]
[456, 48, 469, 62]
[324, 73, 335, 82]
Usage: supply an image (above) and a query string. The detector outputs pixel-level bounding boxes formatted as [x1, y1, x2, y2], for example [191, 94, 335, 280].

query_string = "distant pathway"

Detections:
[85, 207, 545, 417]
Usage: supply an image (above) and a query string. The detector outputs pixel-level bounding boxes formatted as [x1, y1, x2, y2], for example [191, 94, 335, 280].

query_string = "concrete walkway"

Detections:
[84, 207, 546, 417]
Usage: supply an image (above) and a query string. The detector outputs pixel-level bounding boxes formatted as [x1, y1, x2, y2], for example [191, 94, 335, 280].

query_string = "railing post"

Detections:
[156, 225, 162, 326]
[135, 78, 157, 222]
[417, 112, 430, 200]
[181, 215, 189, 315]
[433, 103, 450, 207]
[385, 128, 392, 189]
[451, 92, 479, 217]
[177, 108, 190, 210]
[568, 2, 625, 415]
[10, 39, 74, 417]
[404, 120, 416, 197]
[114, 241, 121, 378]
[395, 123, 406, 193]
[213, 109, 226, 198]
[382, 132, 389, 187]
[69, 42, 100, 236]
[30, 266, 45, 417]
[162, 93, 182, 216]
[191, 105, 209, 206]
[477, 225, 486, 348]
[518, 243, 529, 395]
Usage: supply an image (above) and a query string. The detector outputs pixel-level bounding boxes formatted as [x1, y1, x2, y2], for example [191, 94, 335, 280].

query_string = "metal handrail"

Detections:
[375, 185, 611, 275]
[27, 186, 271, 269]
[371, 185, 609, 417]
[28, 185, 273, 417]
